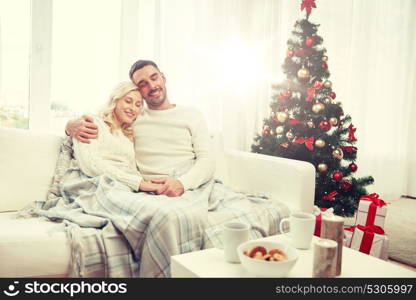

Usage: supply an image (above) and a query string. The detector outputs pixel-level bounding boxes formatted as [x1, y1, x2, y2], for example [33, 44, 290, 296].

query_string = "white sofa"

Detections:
[0, 127, 315, 277]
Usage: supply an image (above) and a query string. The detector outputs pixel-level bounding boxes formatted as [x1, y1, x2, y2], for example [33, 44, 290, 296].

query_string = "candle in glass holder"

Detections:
[321, 214, 344, 276]
[312, 238, 338, 277]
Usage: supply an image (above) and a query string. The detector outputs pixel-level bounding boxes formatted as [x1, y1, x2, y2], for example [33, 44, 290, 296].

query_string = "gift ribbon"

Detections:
[293, 137, 314, 151]
[313, 208, 328, 237]
[359, 193, 387, 226]
[356, 224, 385, 254]
[344, 226, 355, 232]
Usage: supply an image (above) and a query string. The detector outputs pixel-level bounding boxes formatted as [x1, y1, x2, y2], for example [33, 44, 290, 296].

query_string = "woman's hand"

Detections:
[139, 180, 163, 193]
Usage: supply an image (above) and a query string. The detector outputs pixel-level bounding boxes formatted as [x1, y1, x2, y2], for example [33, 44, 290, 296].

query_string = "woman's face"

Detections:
[114, 90, 143, 125]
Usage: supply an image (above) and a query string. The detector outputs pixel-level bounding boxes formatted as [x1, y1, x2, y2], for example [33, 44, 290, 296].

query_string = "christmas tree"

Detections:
[251, 0, 374, 217]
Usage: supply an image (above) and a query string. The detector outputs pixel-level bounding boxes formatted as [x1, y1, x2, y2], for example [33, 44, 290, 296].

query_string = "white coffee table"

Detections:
[171, 235, 416, 277]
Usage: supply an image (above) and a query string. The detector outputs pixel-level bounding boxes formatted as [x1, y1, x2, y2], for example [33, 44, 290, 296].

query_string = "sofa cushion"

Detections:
[0, 128, 62, 212]
[384, 197, 416, 267]
[0, 212, 70, 277]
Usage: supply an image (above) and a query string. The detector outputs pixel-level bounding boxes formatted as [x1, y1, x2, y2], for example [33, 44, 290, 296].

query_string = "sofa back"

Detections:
[0, 128, 62, 211]
[0, 128, 227, 212]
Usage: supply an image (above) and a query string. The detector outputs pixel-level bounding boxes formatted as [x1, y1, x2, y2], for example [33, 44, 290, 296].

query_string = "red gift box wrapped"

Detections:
[350, 224, 389, 259]
[313, 207, 333, 236]
[355, 193, 387, 228]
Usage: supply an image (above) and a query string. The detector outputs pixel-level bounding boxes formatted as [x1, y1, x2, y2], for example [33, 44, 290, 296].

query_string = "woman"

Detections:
[73, 81, 159, 192]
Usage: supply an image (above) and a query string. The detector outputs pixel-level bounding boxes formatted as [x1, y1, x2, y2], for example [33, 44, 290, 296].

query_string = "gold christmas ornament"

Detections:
[276, 112, 289, 123]
[332, 148, 344, 160]
[324, 97, 332, 104]
[329, 117, 339, 126]
[315, 139, 326, 148]
[280, 142, 289, 149]
[275, 126, 284, 134]
[318, 163, 328, 172]
[323, 80, 332, 88]
[297, 67, 310, 79]
[312, 103, 325, 113]
[322, 56, 329, 62]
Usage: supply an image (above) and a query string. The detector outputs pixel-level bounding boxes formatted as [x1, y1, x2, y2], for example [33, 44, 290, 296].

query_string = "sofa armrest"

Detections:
[222, 149, 315, 214]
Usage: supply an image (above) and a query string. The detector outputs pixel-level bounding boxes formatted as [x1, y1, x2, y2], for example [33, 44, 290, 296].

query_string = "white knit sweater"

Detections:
[133, 105, 215, 190]
[73, 117, 142, 191]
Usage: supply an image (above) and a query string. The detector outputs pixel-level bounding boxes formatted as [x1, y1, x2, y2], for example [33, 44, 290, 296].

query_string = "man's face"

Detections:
[132, 65, 167, 109]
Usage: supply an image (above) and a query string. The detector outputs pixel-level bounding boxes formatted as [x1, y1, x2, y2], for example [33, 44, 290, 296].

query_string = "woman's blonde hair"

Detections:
[99, 81, 141, 142]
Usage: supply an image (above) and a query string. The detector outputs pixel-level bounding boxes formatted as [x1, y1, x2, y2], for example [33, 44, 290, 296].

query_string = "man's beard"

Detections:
[145, 89, 167, 108]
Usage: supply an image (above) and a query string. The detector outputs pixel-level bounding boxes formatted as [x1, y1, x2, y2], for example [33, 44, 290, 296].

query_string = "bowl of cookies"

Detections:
[237, 240, 299, 277]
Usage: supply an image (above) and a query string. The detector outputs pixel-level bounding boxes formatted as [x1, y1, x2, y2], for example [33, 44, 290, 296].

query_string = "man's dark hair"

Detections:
[129, 60, 160, 81]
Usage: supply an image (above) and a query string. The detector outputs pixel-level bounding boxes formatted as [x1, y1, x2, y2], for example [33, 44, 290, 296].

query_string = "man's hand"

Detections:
[66, 115, 98, 143]
[151, 178, 185, 197]
[139, 180, 163, 193]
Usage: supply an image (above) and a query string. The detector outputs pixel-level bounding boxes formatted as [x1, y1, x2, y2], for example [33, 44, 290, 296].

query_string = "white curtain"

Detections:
[128, 0, 416, 200]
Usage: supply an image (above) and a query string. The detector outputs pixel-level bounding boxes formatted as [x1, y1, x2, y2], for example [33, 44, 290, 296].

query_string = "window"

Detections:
[0, 0, 31, 129]
[49, 0, 122, 134]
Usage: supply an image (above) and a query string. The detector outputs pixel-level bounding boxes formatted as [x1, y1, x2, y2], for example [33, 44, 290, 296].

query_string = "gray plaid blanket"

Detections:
[19, 137, 289, 277]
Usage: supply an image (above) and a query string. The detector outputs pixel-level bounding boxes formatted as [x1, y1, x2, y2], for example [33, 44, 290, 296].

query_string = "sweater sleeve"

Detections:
[73, 118, 143, 191]
[178, 110, 215, 190]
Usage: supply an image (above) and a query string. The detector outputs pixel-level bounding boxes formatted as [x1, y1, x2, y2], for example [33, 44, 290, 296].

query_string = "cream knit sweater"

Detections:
[73, 117, 142, 191]
[133, 105, 215, 190]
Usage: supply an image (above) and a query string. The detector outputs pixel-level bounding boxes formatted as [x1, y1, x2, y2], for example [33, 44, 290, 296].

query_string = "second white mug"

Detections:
[222, 222, 250, 263]
[279, 212, 315, 249]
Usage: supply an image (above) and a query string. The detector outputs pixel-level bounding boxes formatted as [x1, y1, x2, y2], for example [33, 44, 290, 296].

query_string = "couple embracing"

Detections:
[28, 59, 288, 278]
[68, 59, 214, 197]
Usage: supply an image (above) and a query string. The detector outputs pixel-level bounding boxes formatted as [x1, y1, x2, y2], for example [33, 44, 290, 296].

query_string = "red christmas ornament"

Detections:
[322, 62, 328, 69]
[332, 171, 343, 182]
[319, 120, 332, 131]
[349, 163, 358, 172]
[295, 48, 306, 56]
[284, 90, 292, 98]
[287, 49, 294, 57]
[262, 126, 270, 137]
[341, 180, 353, 191]
[305, 36, 315, 47]
[330, 92, 336, 99]
[314, 81, 322, 89]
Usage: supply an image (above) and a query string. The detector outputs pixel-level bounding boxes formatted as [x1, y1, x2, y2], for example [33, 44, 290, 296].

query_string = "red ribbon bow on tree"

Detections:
[290, 119, 302, 125]
[293, 137, 314, 151]
[348, 124, 357, 141]
[301, 0, 317, 15]
[322, 191, 337, 201]
[306, 87, 315, 102]
[340, 146, 357, 153]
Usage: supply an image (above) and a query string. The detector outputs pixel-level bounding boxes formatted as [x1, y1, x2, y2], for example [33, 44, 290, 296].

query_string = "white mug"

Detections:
[279, 212, 315, 249]
[222, 222, 250, 263]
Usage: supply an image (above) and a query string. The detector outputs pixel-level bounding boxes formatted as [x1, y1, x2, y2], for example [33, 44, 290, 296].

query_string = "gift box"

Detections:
[355, 193, 387, 228]
[313, 206, 334, 237]
[350, 224, 389, 260]
[343, 226, 355, 248]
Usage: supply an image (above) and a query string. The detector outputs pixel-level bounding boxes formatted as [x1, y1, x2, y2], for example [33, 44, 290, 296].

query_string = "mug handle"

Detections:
[279, 218, 290, 237]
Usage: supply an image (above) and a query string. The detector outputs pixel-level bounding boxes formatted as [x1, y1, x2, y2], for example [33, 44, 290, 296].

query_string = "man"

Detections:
[66, 60, 215, 197]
